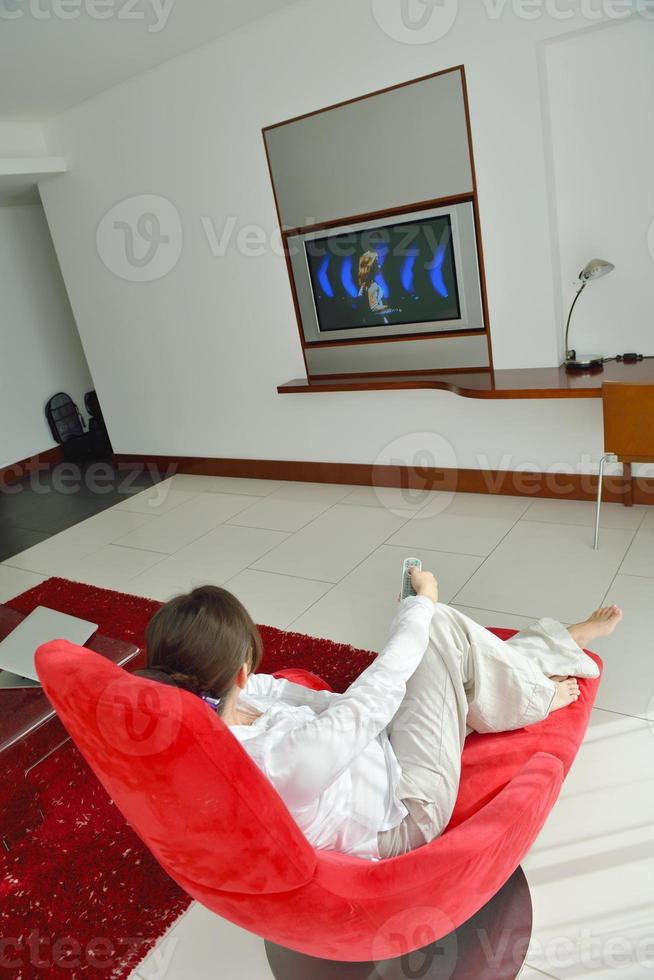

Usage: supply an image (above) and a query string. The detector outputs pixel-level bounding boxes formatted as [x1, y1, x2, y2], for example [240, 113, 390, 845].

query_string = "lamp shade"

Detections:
[579, 258, 614, 282]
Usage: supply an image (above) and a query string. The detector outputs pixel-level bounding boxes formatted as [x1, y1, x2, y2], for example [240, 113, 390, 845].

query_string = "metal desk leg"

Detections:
[594, 454, 616, 549]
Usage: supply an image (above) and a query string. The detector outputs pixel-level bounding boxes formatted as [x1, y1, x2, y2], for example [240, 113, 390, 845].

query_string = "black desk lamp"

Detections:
[564, 258, 614, 371]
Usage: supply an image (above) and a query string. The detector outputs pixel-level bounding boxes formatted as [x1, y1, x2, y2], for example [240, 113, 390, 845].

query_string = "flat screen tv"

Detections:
[306, 214, 460, 333]
[288, 201, 485, 345]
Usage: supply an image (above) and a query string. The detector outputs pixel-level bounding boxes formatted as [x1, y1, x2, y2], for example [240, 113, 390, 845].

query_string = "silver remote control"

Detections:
[400, 557, 422, 600]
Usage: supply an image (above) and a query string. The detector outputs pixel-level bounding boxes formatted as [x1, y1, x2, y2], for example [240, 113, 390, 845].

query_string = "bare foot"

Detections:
[568, 605, 623, 650]
[550, 678, 581, 712]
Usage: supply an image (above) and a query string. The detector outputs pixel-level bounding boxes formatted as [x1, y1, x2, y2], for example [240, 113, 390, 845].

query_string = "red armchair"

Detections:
[35, 630, 601, 973]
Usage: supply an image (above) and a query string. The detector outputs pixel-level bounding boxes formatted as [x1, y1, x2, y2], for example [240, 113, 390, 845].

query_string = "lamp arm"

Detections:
[564, 281, 587, 358]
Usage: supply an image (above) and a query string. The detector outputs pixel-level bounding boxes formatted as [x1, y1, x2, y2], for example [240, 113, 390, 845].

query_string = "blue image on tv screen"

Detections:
[304, 214, 462, 333]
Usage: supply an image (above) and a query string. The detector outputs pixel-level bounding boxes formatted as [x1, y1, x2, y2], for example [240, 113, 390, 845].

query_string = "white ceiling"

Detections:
[0, 0, 301, 120]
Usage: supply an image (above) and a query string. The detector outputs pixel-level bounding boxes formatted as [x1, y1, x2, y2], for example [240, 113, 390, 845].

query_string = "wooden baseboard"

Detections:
[114, 454, 654, 505]
[0, 446, 64, 488]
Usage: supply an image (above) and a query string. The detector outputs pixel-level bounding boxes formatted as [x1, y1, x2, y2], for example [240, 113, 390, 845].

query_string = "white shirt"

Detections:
[230, 595, 435, 861]
[358, 281, 385, 312]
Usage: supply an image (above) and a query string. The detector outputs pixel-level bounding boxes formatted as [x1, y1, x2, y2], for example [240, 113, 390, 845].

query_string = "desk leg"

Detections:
[623, 462, 633, 507]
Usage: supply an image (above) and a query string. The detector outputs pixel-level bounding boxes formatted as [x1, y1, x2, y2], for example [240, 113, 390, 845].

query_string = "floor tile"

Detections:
[61, 544, 166, 592]
[114, 483, 200, 516]
[251, 504, 410, 584]
[523, 710, 654, 980]
[454, 521, 634, 622]
[386, 494, 529, 558]
[3, 507, 158, 574]
[0, 495, 102, 534]
[114, 493, 256, 554]
[166, 474, 282, 496]
[59, 506, 157, 547]
[421, 492, 533, 519]
[340, 484, 435, 513]
[522, 497, 646, 531]
[128, 525, 288, 601]
[227, 495, 336, 533]
[0, 565, 46, 603]
[452, 605, 537, 632]
[291, 545, 482, 652]
[590, 574, 654, 720]
[3, 530, 103, 576]
[223, 568, 332, 629]
[267, 481, 354, 503]
[131, 902, 271, 980]
[619, 510, 654, 577]
[0, 524, 51, 561]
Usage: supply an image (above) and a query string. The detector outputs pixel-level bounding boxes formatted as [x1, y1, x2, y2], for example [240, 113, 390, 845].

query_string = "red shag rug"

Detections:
[0, 577, 376, 979]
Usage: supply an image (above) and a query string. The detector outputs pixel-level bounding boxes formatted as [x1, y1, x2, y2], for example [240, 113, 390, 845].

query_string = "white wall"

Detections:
[0, 121, 47, 157]
[37, 0, 650, 474]
[544, 16, 654, 361]
[0, 204, 94, 468]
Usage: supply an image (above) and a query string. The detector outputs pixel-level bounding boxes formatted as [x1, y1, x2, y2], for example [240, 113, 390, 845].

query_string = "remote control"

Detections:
[400, 558, 422, 600]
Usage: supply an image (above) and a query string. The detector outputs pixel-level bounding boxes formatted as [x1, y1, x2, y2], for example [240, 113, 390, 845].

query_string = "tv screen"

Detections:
[304, 214, 461, 334]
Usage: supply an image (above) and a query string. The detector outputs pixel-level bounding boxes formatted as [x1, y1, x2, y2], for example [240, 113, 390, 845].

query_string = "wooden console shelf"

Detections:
[278, 362, 654, 399]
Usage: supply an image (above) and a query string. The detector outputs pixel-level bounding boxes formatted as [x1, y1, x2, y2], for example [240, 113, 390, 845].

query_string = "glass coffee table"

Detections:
[0, 605, 139, 850]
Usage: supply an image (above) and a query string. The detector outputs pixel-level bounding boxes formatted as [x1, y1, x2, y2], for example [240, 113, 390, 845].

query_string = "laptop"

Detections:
[0, 606, 98, 690]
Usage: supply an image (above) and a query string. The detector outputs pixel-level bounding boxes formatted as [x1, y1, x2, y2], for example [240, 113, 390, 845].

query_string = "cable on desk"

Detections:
[603, 354, 654, 363]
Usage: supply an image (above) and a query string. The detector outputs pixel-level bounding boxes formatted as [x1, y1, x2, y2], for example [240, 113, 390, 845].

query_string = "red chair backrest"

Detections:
[35, 641, 317, 896]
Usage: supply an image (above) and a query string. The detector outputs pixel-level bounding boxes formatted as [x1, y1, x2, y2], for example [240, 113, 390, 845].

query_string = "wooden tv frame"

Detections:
[262, 65, 493, 381]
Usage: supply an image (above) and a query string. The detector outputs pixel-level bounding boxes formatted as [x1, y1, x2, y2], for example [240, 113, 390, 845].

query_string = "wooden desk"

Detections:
[278, 361, 654, 398]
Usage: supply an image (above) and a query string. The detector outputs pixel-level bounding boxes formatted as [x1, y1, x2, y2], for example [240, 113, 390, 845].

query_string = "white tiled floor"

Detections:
[2, 477, 653, 980]
[0, 564, 45, 602]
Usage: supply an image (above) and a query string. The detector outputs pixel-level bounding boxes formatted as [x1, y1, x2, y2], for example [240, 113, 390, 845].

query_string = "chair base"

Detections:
[264, 866, 532, 980]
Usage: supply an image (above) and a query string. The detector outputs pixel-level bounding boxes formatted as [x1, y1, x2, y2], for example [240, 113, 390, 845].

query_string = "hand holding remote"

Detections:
[409, 566, 438, 603]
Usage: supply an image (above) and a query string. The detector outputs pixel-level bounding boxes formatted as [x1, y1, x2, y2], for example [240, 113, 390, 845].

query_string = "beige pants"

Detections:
[376, 603, 600, 859]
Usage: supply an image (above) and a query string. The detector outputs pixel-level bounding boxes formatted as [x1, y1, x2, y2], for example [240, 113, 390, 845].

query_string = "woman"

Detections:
[137, 575, 621, 861]
[357, 249, 399, 319]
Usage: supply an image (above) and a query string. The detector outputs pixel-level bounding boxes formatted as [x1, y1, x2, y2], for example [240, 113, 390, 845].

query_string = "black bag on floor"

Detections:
[45, 393, 85, 444]
[45, 392, 99, 462]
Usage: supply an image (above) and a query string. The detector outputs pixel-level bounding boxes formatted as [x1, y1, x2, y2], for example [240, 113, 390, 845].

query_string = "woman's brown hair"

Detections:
[357, 250, 379, 290]
[135, 585, 262, 716]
